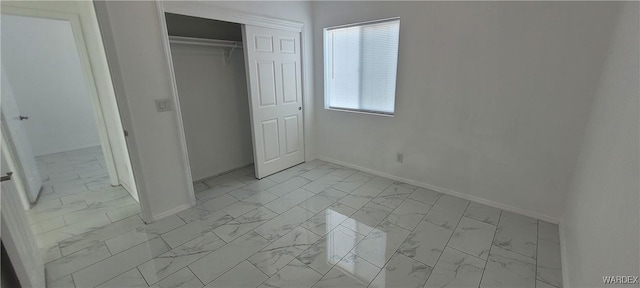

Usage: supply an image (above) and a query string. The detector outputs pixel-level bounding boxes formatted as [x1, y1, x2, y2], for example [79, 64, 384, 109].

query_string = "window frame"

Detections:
[323, 17, 400, 117]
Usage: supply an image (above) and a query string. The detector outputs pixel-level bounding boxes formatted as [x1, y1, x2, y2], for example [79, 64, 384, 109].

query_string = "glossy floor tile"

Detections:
[424, 247, 484, 288]
[38, 159, 562, 288]
[28, 147, 142, 257]
[369, 252, 432, 288]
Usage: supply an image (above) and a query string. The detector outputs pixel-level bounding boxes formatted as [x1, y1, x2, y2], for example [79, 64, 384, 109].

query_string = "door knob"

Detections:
[19, 115, 29, 121]
[298, 107, 302, 111]
[1, 172, 13, 182]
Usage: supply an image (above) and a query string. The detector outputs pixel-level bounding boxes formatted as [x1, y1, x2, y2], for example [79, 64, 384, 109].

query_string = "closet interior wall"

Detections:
[166, 14, 253, 181]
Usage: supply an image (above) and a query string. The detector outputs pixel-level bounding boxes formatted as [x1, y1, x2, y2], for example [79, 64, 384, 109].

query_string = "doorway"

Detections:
[157, 3, 307, 205]
[165, 14, 256, 194]
[0, 3, 142, 265]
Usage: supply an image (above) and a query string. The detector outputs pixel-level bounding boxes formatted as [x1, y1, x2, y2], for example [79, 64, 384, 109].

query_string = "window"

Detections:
[324, 18, 400, 115]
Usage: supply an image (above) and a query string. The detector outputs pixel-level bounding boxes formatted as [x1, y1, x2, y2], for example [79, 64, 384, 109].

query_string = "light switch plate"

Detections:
[155, 99, 172, 112]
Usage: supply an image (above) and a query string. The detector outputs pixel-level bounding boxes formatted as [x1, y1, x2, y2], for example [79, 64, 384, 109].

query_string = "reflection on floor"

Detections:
[27, 146, 141, 274]
[39, 160, 562, 288]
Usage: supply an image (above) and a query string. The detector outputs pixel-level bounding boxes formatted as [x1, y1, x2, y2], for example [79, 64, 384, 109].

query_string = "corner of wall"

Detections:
[317, 156, 561, 224]
[152, 203, 191, 222]
[558, 220, 571, 288]
[558, 2, 640, 285]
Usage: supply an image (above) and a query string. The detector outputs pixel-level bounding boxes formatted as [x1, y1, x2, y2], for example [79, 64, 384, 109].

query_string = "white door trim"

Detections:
[159, 2, 303, 33]
[155, 1, 306, 208]
[0, 3, 150, 222]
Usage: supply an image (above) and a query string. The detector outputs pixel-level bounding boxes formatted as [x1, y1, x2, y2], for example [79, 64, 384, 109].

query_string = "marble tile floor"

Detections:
[27, 146, 142, 265]
[40, 159, 562, 288]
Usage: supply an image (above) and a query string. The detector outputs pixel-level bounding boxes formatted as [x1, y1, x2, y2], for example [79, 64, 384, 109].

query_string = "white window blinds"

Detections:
[324, 18, 400, 115]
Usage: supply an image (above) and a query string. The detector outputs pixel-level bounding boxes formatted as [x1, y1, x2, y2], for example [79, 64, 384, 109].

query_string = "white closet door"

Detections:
[243, 25, 304, 179]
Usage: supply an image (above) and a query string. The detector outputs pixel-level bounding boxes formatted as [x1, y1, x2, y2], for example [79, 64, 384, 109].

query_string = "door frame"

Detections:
[0, 3, 150, 222]
[1, 6, 122, 187]
[155, 1, 306, 205]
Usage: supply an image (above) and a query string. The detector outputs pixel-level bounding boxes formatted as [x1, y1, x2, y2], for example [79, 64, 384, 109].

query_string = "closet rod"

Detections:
[168, 36, 244, 48]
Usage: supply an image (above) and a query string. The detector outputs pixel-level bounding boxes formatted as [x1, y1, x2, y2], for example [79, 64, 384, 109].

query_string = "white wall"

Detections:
[1, 15, 101, 156]
[561, 3, 639, 286]
[312, 2, 620, 222]
[94, 1, 314, 220]
[170, 43, 253, 181]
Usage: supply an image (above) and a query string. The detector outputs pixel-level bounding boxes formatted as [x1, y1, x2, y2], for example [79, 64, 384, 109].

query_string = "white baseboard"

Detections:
[193, 163, 255, 183]
[316, 156, 561, 224]
[152, 203, 192, 222]
[558, 221, 570, 287]
[36, 143, 102, 157]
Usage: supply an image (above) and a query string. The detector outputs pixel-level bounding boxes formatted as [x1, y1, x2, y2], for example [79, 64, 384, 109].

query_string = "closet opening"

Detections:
[164, 13, 256, 195]
[159, 2, 306, 206]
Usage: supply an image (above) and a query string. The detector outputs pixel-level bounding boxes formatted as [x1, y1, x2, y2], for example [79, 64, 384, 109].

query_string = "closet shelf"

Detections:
[168, 36, 243, 48]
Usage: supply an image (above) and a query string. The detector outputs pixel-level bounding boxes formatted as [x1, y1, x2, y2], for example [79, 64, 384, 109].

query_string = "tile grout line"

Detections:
[160, 215, 233, 249]
[209, 214, 272, 244]
[158, 190, 301, 286]
[420, 200, 472, 285]
[537, 277, 561, 288]
[199, 233, 271, 287]
[248, 227, 316, 285]
[492, 236, 539, 260]
[55, 213, 144, 256]
[200, 182, 315, 250]
[535, 219, 540, 287]
[308, 187, 415, 287]
[244, 258, 270, 287]
[298, 185, 381, 285]
[67, 239, 155, 287]
[131, 259, 205, 288]
[70, 271, 77, 288]
[89, 235, 174, 287]
[338, 196, 420, 286]
[381, 196, 440, 272]
[185, 265, 205, 287]
[136, 266, 151, 287]
[95, 266, 145, 288]
[104, 239, 114, 256]
[49, 217, 146, 279]
[478, 209, 503, 287]
[446, 243, 490, 262]
[139, 233, 219, 287]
